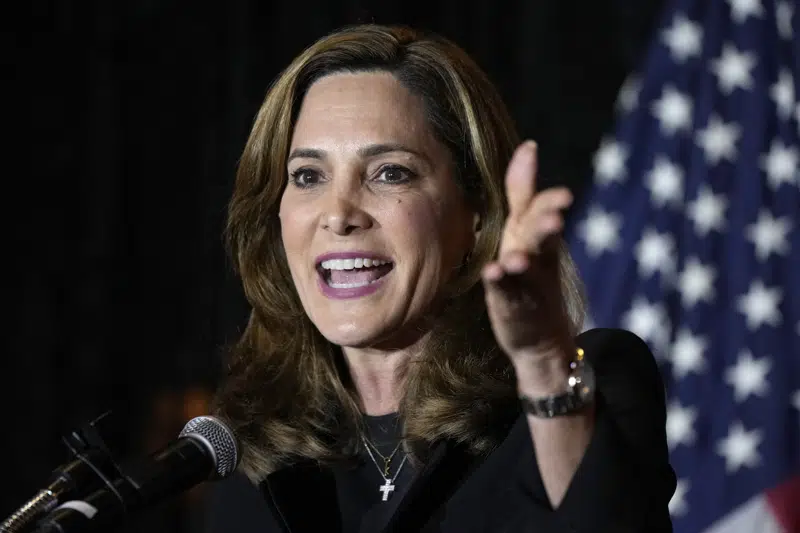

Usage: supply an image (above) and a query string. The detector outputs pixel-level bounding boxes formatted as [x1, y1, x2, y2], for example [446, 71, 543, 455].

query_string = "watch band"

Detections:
[519, 389, 589, 417]
[519, 348, 595, 418]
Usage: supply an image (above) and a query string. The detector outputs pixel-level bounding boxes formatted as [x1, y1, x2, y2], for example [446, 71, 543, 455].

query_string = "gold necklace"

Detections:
[361, 434, 403, 477]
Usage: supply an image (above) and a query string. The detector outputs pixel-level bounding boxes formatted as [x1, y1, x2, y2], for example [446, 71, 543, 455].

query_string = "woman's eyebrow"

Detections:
[357, 143, 426, 161]
[287, 143, 431, 165]
[287, 148, 325, 164]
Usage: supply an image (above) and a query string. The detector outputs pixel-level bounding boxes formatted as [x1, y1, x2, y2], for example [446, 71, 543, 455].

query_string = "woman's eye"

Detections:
[289, 168, 321, 188]
[376, 165, 415, 183]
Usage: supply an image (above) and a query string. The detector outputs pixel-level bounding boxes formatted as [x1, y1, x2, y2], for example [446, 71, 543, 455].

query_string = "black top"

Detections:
[335, 413, 416, 532]
[204, 328, 677, 532]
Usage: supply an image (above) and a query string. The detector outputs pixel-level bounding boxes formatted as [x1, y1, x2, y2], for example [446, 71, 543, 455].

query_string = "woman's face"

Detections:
[279, 71, 476, 349]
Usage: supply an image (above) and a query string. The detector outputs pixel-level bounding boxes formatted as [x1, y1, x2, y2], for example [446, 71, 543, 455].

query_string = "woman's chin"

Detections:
[317, 318, 429, 352]
[312, 319, 381, 347]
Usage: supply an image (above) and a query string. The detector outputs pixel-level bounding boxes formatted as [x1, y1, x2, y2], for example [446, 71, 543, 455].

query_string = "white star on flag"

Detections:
[716, 422, 763, 473]
[662, 14, 703, 62]
[669, 479, 691, 517]
[745, 209, 792, 260]
[651, 86, 693, 134]
[724, 351, 772, 402]
[770, 69, 795, 120]
[687, 185, 727, 236]
[670, 328, 707, 378]
[646, 157, 684, 207]
[622, 297, 670, 355]
[727, 0, 764, 23]
[576, 206, 622, 256]
[696, 115, 740, 164]
[593, 138, 628, 185]
[711, 44, 757, 94]
[678, 257, 716, 308]
[737, 280, 783, 330]
[667, 400, 699, 449]
[635, 228, 676, 278]
[760, 140, 799, 190]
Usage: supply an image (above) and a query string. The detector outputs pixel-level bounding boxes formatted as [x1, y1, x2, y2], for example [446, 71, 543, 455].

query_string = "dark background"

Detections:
[9, 0, 664, 531]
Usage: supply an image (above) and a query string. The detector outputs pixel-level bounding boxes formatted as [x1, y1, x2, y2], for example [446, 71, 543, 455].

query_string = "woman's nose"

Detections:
[320, 191, 372, 235]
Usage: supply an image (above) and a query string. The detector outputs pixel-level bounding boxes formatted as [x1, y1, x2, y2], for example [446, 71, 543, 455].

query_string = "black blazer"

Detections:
[205, 328, 677, 532]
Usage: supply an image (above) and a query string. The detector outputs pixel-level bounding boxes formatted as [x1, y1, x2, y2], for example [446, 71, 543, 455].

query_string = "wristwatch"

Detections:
[519, 348, 596, 417]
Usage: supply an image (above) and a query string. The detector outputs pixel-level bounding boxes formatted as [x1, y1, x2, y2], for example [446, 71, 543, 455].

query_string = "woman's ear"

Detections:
[459, 213, 481, 270]
[472, 212, 482, 236]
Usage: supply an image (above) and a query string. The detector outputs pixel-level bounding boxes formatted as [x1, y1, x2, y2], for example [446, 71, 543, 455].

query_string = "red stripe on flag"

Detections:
[765, 475, 800, 533]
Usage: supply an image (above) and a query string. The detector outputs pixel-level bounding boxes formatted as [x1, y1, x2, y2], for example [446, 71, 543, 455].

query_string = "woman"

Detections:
[211, 24, 675, 532]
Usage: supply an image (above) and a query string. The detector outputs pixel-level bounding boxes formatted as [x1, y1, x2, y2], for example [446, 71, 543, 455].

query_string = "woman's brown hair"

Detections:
[214, 24, 586, 482]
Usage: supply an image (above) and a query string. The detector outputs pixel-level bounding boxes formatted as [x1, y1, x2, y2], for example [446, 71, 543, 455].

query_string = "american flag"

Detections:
[565, 0, 800, 531]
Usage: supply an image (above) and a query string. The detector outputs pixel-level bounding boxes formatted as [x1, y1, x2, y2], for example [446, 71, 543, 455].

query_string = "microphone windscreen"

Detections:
[178, 416, 240, 479]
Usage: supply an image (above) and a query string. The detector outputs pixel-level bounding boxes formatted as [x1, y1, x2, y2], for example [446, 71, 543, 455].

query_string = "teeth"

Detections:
[320, 258, 391, 270]
[328, 279, 385, 289]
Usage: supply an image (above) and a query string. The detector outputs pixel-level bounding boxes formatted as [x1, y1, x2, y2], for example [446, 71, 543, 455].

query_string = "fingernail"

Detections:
[516, 140, 536, 156]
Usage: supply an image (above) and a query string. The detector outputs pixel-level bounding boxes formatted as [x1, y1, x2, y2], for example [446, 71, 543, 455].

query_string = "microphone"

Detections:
[1, 412, 124, 533]
[33, 416, 240, 533]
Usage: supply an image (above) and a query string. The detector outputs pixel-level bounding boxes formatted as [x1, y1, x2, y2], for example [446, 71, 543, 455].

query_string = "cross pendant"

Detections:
[379, 478, 395, 501]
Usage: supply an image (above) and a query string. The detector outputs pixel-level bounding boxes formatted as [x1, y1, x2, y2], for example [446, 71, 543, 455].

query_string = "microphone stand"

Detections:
[30, 479, 133, 533]
[0, 413, 124, 533]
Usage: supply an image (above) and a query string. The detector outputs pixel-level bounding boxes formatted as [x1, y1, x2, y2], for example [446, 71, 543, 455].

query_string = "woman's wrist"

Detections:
[512, 344, 574, 397]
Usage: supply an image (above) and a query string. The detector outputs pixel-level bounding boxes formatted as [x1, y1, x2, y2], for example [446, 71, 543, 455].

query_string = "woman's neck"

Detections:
[341, 333, 428, 415]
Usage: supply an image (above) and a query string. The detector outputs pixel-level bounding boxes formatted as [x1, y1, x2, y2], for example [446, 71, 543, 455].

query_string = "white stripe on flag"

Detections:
[703, 493, 785, 533]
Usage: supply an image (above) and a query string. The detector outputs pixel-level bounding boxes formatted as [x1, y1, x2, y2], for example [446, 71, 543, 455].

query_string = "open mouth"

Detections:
[318, 257, 394, 289]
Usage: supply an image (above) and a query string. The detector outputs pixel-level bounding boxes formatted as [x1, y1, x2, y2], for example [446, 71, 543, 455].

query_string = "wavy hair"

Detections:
[213, 24, 586, 483]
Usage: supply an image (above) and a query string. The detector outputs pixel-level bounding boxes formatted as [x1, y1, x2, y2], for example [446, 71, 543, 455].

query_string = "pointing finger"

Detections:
[506, 141, 539, 219]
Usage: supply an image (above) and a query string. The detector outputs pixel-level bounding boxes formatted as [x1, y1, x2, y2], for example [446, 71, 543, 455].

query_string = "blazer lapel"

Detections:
[262, 461, 342, 533]
[382, 441, 475, 533]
